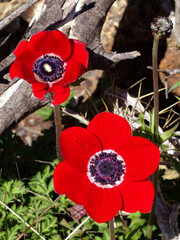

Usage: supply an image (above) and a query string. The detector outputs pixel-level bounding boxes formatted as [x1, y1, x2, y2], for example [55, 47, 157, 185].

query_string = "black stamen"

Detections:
[33, 55, 65, 82]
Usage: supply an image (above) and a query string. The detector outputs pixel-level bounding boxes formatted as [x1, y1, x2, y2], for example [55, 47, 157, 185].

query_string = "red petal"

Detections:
[84, 184, 122, 223]
[54, 39, 89, 86]
[12, 30, 72, 79]
[53, 161, 89, 205]
[29, 30, 72, 61]
[32, 89, 47, 100]
[56, 58, 82, 86]
[32, 82, 48, 91]
[28, 31, 51, 57]
[52, 85, 70, 105]
[14, 40, 30, 57]
[13, 40, 37, 67]
[115, 136, 160, 181]
[49, 30, 72, 61]
[9, 59, 35, 82]
[31, 82, 48, 100]
[60, 127, 102, 172]
[87, 112, 132, 150]
[118, 179, 154, 213]
[69, 39, 89, 69]
[32, 83, 70, 104]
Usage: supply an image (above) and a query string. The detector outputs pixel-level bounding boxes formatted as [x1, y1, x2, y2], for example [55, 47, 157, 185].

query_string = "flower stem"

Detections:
[147, 169, 159, 239]
[152, 33, 160, 139]
[147, 33, 160, 240]
[109, 219, 115, 240]
[54, 104, 63, 162]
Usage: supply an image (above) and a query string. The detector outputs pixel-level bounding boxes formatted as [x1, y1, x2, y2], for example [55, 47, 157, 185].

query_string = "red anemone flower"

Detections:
[9, 30, 89, 105]
[53, 112, 160, 223]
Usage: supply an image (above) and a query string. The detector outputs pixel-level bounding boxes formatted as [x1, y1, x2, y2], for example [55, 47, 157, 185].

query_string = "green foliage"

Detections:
[159, 122, 179, 143]
[0, 158, 59, 239]
[6, 226, 21, 240]
[35, 106, 53, 120]
[134, 112, 156, 142]
[168, 81, 180, 93]
[125, 212, 146, 239]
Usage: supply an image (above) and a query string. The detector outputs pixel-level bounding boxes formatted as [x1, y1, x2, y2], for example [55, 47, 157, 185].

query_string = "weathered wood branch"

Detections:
[0, 0, 41, 32]
[0, 80, 52, 135]
[174, 0, 180, 45]
[0, 0, 140, 136]
[156, 187, 180, 240]
[58, 0, 140, 69]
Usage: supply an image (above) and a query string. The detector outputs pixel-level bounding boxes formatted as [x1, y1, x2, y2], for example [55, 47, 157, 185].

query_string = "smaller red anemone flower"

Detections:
[53, 112, 160, 223]
[9, 30, 89, 105]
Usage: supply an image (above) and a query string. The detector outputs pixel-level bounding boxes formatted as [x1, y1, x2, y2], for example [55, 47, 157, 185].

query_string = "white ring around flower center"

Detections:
[87, 149, 126, 189]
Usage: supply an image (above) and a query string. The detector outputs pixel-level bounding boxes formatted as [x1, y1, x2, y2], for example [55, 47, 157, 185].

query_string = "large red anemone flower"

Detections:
[9, 30, 89, 105]
[53, 112, 160, 223]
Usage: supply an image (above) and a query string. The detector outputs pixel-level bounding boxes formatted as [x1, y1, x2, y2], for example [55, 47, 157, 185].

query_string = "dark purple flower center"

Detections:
[33, 55, 65, 82]
[87, 150, 126, 188]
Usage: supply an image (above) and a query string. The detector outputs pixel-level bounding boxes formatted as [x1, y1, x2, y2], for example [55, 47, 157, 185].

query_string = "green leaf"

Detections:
[95, 237, 102, 240]
[60, 218, 74, 230]
[138, 113, 146, 130]
[129, 218, 146, 230]
[43, 165, 53, 179]
[125, 228, 142, 240]
[8, 204, 27, 220]
[149, 109, 155, 135]
[0, 191, 14, 205]
[125, 212, 147, 240]
[128, 211, 142, 219]
[168, 81, 180, 93]
[51, 235, 62, 240]
[2, 180, 13, 193]
[35, 106, 53, 120]
[160, 122, 179, 143]
[119, 236, 124, 240]
[47, 178, 54, 194]
[0, 232, 6, 239]
[96, 222, 108, 232]
[103, 229, 110, 240]
[83, 221, 92, 230]
[11, 180, 25, 194]
[6, 226, 21, 240]
[143, 224, 157, 237]
[41, 216, 57, 234]
[175, 96, 180, 101]
[128, 212, 146, 228]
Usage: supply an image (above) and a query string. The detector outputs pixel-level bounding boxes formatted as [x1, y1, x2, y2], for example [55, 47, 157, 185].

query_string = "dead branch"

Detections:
[156, 187, 180, 240]
[174, 0, 180, 45]
[0, 0, 41, 32]
[0, 80, 51, 135]
[61, 107, 89, 125]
